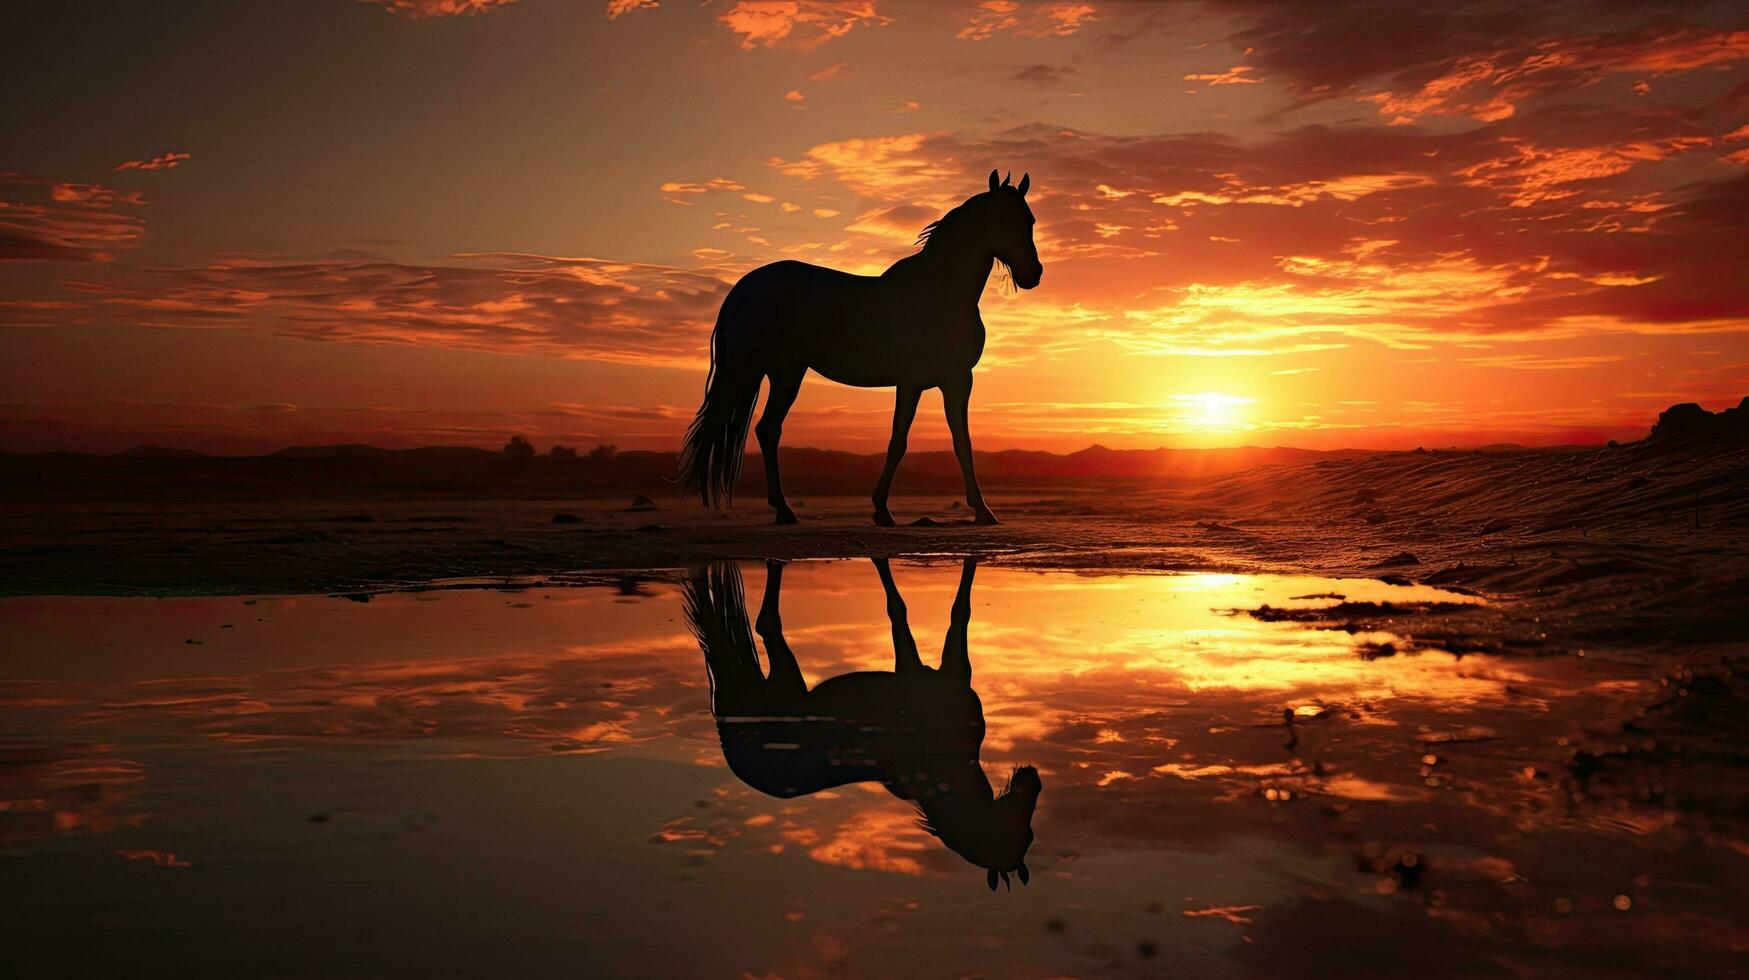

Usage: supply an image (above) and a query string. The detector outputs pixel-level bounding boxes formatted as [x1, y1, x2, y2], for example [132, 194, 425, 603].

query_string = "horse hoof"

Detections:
[774, 511, 799, 526]
[974, 511, 1001, 526]
[873, 511, 896, 527]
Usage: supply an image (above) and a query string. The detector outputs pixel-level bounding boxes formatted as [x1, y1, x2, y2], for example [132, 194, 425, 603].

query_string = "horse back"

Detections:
[720, 260, 983, 387]
[716, 670, 986, 800]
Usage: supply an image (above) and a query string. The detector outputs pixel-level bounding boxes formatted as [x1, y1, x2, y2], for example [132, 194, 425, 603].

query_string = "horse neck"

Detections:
[917, 219, 993, 304]
[916, 771, 1034, 867]
[914, 766, 996, 825]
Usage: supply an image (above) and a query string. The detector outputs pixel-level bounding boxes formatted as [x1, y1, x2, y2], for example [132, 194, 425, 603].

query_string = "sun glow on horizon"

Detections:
[1170, 392, 1256, 432]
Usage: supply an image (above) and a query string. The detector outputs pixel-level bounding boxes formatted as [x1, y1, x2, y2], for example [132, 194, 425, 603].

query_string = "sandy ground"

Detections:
[5, 443, 1744, 658]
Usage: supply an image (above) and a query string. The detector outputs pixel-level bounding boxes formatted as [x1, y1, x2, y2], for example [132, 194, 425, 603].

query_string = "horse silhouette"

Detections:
[679, 170, 1043, 526]
[684, 558, 1041, 890]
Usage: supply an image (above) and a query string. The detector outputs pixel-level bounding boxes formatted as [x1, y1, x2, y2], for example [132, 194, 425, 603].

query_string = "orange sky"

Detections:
[2, 0, 1747, 454]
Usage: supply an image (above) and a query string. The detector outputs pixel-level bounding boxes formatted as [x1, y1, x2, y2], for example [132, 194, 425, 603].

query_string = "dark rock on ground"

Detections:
[1649, 397, 1749, 443]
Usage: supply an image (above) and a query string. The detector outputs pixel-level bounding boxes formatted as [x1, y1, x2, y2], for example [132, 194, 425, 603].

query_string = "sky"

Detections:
[2, 0, 1747, 455]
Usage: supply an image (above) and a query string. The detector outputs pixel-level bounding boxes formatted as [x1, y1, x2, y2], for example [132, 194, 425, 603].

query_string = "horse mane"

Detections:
[913, 208, 960, 250]
[908, 762, 1028, 839]
[914, 197, 1017, 294]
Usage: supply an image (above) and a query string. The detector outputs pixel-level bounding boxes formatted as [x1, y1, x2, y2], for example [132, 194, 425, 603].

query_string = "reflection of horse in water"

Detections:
[684, 558, 1041, 890]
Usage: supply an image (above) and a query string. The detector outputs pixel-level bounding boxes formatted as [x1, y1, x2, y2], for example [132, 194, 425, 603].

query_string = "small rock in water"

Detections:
[1371, 552, 1420, 567]
[625, 496, 658, 512]
[551, 512, 583, 524]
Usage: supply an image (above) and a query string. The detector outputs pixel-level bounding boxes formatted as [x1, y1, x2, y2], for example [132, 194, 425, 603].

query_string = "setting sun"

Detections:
[1171, 393, 1256, 432]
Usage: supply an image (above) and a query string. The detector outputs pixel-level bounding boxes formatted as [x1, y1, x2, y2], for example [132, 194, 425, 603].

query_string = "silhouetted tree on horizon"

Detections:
[503, 435, 536, 462]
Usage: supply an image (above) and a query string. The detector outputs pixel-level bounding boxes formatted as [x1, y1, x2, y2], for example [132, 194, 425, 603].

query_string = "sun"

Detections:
[1170, 392, 1255, 432]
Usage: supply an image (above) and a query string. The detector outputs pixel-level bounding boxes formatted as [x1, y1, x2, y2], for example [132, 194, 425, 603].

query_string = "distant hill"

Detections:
[0, 442, 1361, 503]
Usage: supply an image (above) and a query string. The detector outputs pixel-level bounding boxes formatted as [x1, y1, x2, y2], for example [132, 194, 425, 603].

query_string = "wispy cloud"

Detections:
[114, 151, 191, 172]
[717, 1, 890, 50]
[0, 173, 147, 263]
[45, 252, 730, 365]
[363, 0, 519, 19]
[957, 2, 1098, 42]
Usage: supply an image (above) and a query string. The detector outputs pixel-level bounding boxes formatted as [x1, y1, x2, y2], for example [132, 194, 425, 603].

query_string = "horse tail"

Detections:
[682, 562, 756, 715]
[679, 310, 761, 507]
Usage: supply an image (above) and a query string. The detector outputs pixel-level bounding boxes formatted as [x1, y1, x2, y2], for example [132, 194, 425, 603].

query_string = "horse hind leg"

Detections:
[873, 386, 921, 527]
[756, 367, 805, 525]
[754, 560, 807, 699]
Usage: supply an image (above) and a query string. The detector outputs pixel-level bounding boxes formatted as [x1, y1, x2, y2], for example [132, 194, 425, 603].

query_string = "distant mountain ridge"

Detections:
[8, 395, 1736, 504]
[2, 442, 1362, 503]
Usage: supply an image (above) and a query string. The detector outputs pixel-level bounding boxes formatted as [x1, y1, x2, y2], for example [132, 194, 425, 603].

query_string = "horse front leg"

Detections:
[943, 373, 998, 525]
[872, 557, 923, 673]
[938, 557, 977, 684]
[872, 385, 921, 527]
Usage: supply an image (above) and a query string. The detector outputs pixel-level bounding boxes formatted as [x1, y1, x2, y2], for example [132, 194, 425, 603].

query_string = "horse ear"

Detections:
[1003, 171, 1012, 187]
[1017, 173, 1030, 197]
[1018, 862, 1030, 885]
[988, 169, 1000, 192]
[987, 868, 999, 891]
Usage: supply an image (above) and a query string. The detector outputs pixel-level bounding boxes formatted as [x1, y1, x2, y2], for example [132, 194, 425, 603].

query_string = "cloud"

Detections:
[362, 0, 519, 18]
[659, 177, 746, 195]
[716, 2, 890, 51]
[51, 183, 146, 207]
[114, 152, 191, 172]
[47, 252, 731, 366]
[603, 0, 659, 19]
[1454, 133, 1714, 207]
[770, 131, 963, 202]
[1012, 64, 1075, 84]
[1364, 27, 1749, 123]
[1218, 3, 1749, 121]
[844, 203, 940, 241]
[1183, 66, 1259, 86]
[0, 173, 148, 263]
[957, 2, 1098, 42]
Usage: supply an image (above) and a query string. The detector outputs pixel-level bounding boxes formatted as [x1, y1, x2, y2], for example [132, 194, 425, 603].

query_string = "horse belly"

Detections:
[719, 719, 880, 798]
[799, 311, 980, 389]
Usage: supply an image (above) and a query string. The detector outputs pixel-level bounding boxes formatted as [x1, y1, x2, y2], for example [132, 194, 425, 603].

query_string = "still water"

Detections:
[1, 561, 1741, 977]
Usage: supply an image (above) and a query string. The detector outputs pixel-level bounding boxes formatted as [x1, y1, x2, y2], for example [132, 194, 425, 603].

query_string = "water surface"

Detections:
[2, 561, 1739, 977]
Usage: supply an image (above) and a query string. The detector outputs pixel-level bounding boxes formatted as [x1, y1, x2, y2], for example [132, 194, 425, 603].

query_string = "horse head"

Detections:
[926, 763, 1042, 892]
[981, 168, 1042, 290]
